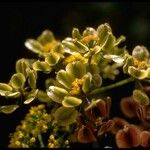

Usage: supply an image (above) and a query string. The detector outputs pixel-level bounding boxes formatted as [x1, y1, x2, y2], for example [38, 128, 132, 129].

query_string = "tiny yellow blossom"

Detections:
[43, 40, 58, 52]
[64, 53, 88, 64]
[70, 78, 84, 95]
[81, 35, 98, 44]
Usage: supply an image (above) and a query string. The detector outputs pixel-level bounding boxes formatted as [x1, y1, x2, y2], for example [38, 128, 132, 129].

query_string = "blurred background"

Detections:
[0, 2, 149, 148]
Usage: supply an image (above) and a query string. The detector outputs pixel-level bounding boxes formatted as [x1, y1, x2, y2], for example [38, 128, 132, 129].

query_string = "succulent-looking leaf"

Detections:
[104, 54, 124, 64]
[27, 68, 37, 89]
[97, 23, 111, 44]
[5, 91, 21, 98]
[83, 27, 96, 37]
[114, 35, 126, 46]
[47, 86, 68, 103]
[25, 39, 43, 54]
[15, 59, 30, 77]
[91, 52, 102, 64]
[45, 53, 60, 66]
[0, 105, 19, 114]
[133, 89, 149, 105]
[0, 83, 13, 96]
[73, 40, 89, 53]
[132, 45, 149, 61]
[24, 97, 35, 104]
[37, 30, 55, 45]
[66, 61, 86, 79]
[123, 56, 134, 74]
[24, 89, 38, 104]
[37, 90, 51, 103]
[62, 40, 81, 53]
[103, 32, 115, 51]
[62, 96, 82, 107]
[56, 70, 74, 89]
[92, 74, 102, 87]
[32, 61, 51, 72]
[72, 28, 82, 39]
[9, 73, 26, 89]
[128, 66, 148, 80]
[82, 73, 92, 93]
[54, 106, 78, 126]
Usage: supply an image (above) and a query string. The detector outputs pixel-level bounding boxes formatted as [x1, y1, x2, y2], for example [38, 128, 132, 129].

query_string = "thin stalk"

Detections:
[90, 77, 134, 95]
[38, 134, 45, 148]
[143, 79, 150, 84]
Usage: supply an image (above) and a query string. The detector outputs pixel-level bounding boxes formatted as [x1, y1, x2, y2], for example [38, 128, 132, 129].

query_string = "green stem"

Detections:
[143, 79, 150, 84]
[38, 134, 45, 148]
[90, 77, 134, 95]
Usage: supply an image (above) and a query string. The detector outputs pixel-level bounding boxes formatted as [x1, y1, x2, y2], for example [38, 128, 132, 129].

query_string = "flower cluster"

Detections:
[0, 23, 150, 148]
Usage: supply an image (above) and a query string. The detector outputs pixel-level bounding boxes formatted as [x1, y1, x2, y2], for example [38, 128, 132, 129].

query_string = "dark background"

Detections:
[0, 2, 150, 148]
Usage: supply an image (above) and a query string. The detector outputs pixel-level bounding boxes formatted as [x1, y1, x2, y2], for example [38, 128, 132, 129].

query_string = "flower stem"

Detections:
[38, 134, 45, 148]
[90, 77, 134, 95]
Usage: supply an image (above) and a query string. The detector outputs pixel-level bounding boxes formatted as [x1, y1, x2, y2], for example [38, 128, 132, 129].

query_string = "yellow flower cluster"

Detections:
[47, 134, 70, 148]
[63, 53, 88, 64]
[70, 78, 84, 95]
[8, 104, 51, 148]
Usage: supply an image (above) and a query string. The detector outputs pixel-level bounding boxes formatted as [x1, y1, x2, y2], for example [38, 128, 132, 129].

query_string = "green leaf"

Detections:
[32, 61, 51, 72]
[0, 83, 13, 96]
[9, 73, 26, 89]
[72, 28, 82, 39]
[133, 89, 149, 105]
[73, 40, 89, 53]
[92, 74, 102, 87]
[5, 91, 21, 98]
[62, 40, 80, 53]
[26, 68, 37, 89]
[37, 90, 52, 103]
[54, 106, 78, 126]
[114, 35, 126, 46]
[15, 59, 30, 78]
[128, 66, 148, 80]
[104, 55, 124, 64]
[103, 33, 115, 51]
[25, 39, 43, 54]
[45, 52, 60, 66]
[0, 105, 19, 114]
[82, 73, 92, 93]
[97, 23, 112, 43]
[56, 70, 74, 89]
[24, 89, 38, 104]
[66, 61, 86, 79]
[62, 96, 82, 107]
[47, 86, 68, 103]
[37, 30, 55, 45]
[123, 56, 134, 74]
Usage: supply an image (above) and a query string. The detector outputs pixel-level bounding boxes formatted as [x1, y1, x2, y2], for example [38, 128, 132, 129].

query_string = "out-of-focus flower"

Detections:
[123, 45, 150, 80]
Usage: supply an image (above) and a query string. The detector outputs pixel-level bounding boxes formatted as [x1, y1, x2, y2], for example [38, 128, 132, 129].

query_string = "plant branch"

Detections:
[90, 77, 134, 95]
[38, 133, 45, 148]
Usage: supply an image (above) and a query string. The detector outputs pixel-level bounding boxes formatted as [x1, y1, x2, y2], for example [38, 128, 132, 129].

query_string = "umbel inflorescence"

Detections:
[0, 23, 150, 148]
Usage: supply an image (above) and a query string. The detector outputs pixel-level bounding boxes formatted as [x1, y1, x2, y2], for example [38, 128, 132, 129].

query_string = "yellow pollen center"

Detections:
[134, 58, 149, 70]
[43, 40, 58, 52]
[70, 78, 84, 95]
[81, 35, 98, 44]
[64, 53, 88, 64]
